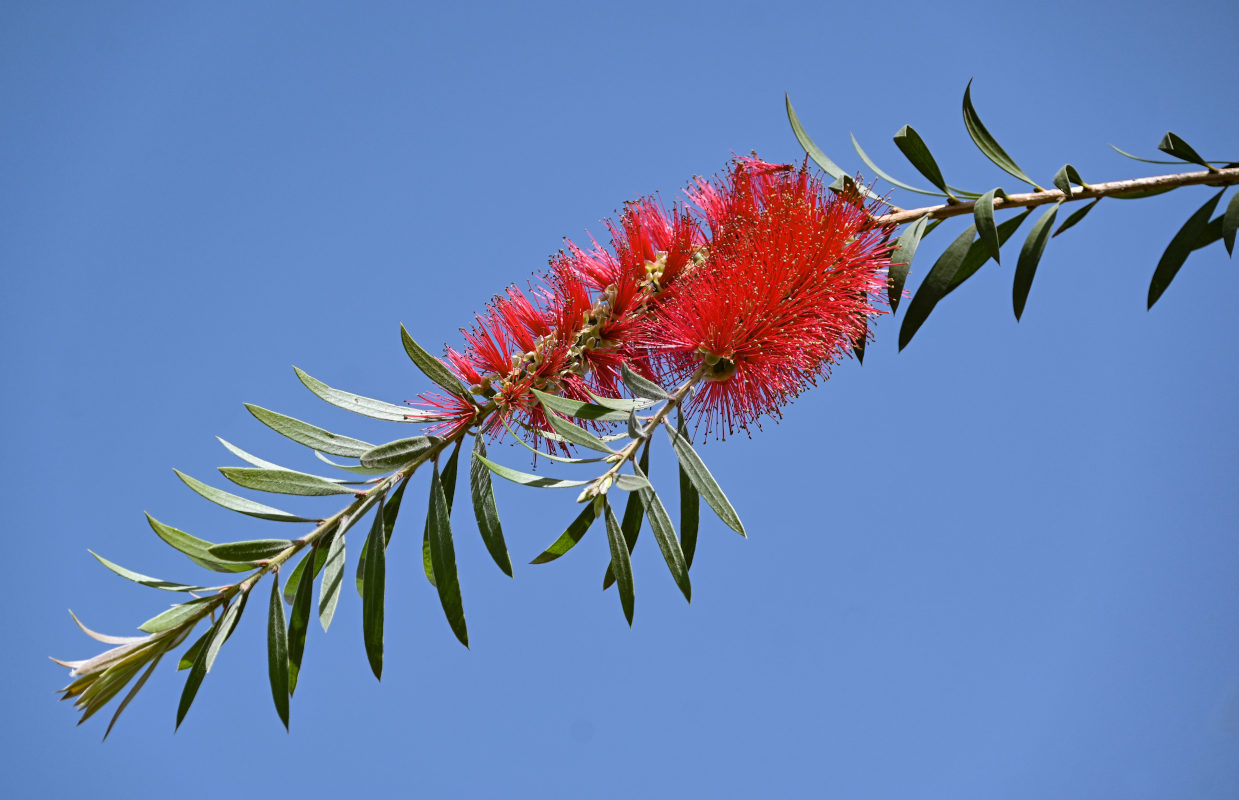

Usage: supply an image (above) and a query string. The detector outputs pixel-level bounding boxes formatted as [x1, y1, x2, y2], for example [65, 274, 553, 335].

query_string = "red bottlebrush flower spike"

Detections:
[649, 159, 893, 435]
[411, 154, 891, 446]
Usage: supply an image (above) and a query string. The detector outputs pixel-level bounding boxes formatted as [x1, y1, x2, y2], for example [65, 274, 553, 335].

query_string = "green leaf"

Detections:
[621, 362, 670, 401]
[286, 550, 315, 694]
[888, 214, 929, 313]
[785, 95, 882, 202]
[583, 391, 658, 412]
[359, 436, 440, 471]
[315, 451, 392, 476]
[362, 496, 386, 680]
[1148, 190, 1227, 308]
[244, 404, 375, 458]
[318, 514, 348, 632]
[285, 530, 330, 604]
[531, 389, 630, 422]
[217, 437, 285, 470]
[89, 551, 213, 592]
[470, 437, 513, 577]
[145, 513, 251, 574]
[852, 313, 867, 364]
[1052, 164, 1089, 195]
[666, 423, 745, 536]
[1190, 215, 1224, 251]
[400, 324, 471, 398]
[429, 463, 469, 647]
[529, 503, 596, 564]
[1013, 202, 1062, 321]
[534, 396, 617, 454]
[612, 473, 651, 492]
[178, 629, 210, 670]
[898, 224, 976, 350]
[357, 477, 409, 596]
[420, 441, 461, 588]
[604, 444, 649, 591]
[176, 617, 216, 729]
[603, 499, 635, 626]
[220, 467, 355, 497]
[473, 453, 592, 489]
[962, 80, 1041, 189]
[973, 188, 1003, 265]
[1108, 143, 1183, 165]
[266, 578, 290, 730]
[204, 595, 246, 673]
[893, 125, 952, 198]
[139, 596, 215, 633]
[497, 413, 609, 464]
[945, 210, 1031, 296]
[294, 366, 430, 423]
[103, 651, 163, 739]
[207, 539, 293, 563]
[634, 466, 691, 603]
[850, 132, 943, 197]
[1053, 198, 1100, 238]
[1158, 132, 1214, 170]
[1223, 190, 1238, 256]
[679, 447, 699, 570]
[174, 470, 316, 523]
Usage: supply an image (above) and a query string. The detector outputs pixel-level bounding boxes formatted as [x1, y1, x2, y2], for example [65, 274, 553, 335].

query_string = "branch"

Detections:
[875, 167, 1239, 226]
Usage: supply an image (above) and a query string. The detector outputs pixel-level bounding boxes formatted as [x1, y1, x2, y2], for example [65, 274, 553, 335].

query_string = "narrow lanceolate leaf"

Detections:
[474, 453, 591, 489]
[357, 477, 409, 596]
[786, 94, 847, 181]
[888, 214, 930, 313]
[145, 513, 251, 573]
[584, 391, 658, 412]
[176, 617, 218, 729]
[1223, 191, 1239, 255]
[974, 188, 1003, 264]
[899, 224, 977, 350]
[679, 450, 700, 570]
[204, 596, 245, 673]
[139, 596, 215, 633]
[963, 80, 1041, 189]
[103, 650, 164, 739]
[316, 451, 392, 476]
[89, 551, 213, 592]
[294, 366, 431, 423]
[635, 467, 691, 602]
[470, 437, 512, 577]
[603, 499, 635, 626]
[220, 467, 354, 497]
[850, 132, 942, 197]
[1053, 198, 1100, 238]
[1148, 190, 1227, 308]
[530, 503, 597, 564]
[400, 323, 470, 398]
[945, 210, 1032, 297]
[666, 423, 745, 536]
[244, 404, 375, 458]
[362, 497, 386, 680]
[621, 362, 670, 401]
[286, 550, 315, 694]
[1158, 132, 1215, 170]
[285, 526, 333, 604]
[1013, 202, 1062, 321]
[207, 539, 294, 563]
[893, 125, 952, 198]
[359, 436, 440, 471]
[421, 441, 462, 587]
[613, 473, 652, 492]
[178, 630, 210, 670]
[429, 464, 469, 647]
[1052, 164, 1089, 196]
[266, 577, 290, 730]
[318, 515, 349, 632]
[852, 313, 867, 364]
[604, 444, 649, 591]
[536, 402, 617, 454]
[174, 470, 315, 523]
[217, 437, 285, 470]
[532, 389, 630, 422]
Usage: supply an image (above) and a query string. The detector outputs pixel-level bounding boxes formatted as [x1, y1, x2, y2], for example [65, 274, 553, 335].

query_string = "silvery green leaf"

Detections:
[146, 513, 251, 573]
[665, 423, 745, 537]
[89, 551, 214, 592]
[400, 324, 471, 399]
[219, 467, 355, 497]
[245, 404, 375, 458]
[175, 470, 316, 522]
[532, 388, 630, 422]
[294, 366, 433, 422]
[207, 539, 294, 563]
[473, 454, 591, 489]
[359, 436, 440, 471]
[620, 362, 670, 401]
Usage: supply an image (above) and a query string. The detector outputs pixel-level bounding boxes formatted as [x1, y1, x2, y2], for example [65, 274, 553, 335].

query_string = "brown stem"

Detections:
[874, 167, 1239, 227]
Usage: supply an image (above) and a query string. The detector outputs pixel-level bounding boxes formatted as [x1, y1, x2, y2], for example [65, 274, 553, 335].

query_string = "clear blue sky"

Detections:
[5, 1, 1237, 797]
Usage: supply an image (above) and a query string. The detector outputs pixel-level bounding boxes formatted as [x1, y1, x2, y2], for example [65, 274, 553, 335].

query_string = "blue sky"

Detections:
[5, 1, 1238, 797]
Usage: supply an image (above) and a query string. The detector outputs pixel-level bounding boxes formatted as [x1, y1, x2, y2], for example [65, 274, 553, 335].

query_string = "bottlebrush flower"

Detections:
[647, 159, 893, 435]
[410, 156, 892, 443]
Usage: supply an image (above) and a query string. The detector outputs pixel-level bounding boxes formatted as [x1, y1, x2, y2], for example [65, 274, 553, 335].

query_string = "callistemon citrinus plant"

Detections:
[55, 85, 1239, 736]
